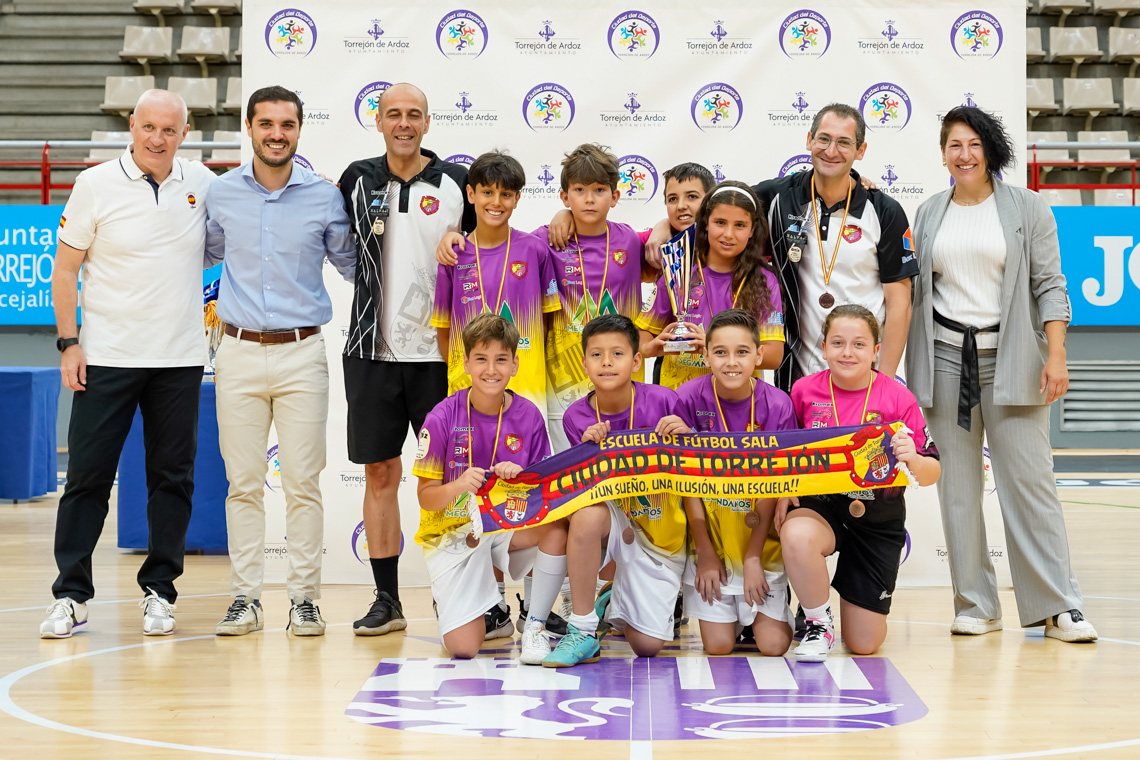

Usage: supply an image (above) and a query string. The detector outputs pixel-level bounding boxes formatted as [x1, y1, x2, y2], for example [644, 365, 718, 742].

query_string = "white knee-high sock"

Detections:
[527, 551, 567, 627]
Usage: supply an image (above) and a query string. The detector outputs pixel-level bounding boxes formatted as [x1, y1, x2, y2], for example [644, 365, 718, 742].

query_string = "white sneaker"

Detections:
[558, 594, 573, 622]
[288, 598, 326, 636]
[520, 622, 551, 665]
[215, 596, 264, 636]
[951, 615, 1003, 635]
[794, 617, 836, 662]
[40, 598, 87, 639]
[1044, 610, 1098, 642]
[140, 588, 176, 636]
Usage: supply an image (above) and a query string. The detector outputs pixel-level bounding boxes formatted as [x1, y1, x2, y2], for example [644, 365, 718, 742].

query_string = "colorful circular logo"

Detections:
[293, 154, 313, 170]
[779, 154, 813, 177]
[355, 81, 392, 130]
[445, 153, 475, 167]
[859, 82, 912, 132]
[691, 83, 743, 132]
[779, 9, 831, 59]
[607, 10, 660, 60]
[265, 445, 282, 491]
[950, 10, 1003, 60]
[265, 9, 317, 58]
[437, 9, 488, 59]
[523, 83, 576, 132]
[351, 521, 404, 564]
[617, 154, 659, 204]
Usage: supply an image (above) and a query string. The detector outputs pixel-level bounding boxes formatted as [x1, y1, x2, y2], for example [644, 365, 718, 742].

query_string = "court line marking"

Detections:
[2, 619, 1138, 760]
[0, 593, 231, 615]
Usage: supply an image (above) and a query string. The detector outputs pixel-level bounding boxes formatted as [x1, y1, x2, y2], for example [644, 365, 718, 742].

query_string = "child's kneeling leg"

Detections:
[752, 615, 793, 657]
[442, 616, 486, 659]
[697, 620, 738, 656]
[624, 626, 666, 657]
[839, 599, 888, 655]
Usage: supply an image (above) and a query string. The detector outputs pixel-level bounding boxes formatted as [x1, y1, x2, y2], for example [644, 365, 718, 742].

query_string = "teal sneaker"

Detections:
[541, 624, 600, 668]
[594, 581, 614, 640]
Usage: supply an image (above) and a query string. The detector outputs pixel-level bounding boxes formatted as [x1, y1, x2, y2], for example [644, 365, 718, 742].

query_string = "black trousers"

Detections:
[52, 365, 202, 603]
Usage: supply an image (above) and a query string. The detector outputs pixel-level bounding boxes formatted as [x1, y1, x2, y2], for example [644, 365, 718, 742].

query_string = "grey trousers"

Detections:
[925, 341, 1082, 627]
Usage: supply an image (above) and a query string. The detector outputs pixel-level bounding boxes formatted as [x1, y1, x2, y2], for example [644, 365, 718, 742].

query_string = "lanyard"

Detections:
[712, 377, 756, 432]
[466, 390, 505, 470]
[827, 371, 874, 427]
[696, 265, 748, 317]
[574, 223, 610, 320]
[810, 173, 853, 291]
[594, 385, 636, 429]
[472, 230, 511, 315]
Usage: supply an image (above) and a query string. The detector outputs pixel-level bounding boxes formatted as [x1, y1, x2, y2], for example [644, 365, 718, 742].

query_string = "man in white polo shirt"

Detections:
[40, 89, 216, 639]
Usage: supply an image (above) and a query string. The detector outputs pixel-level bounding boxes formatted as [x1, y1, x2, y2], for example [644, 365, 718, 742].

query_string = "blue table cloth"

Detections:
[117, 380, 228, 551]
[0, 367, 59, 500]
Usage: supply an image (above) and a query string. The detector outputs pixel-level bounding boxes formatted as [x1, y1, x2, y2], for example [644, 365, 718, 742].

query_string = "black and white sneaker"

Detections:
[287, 598, 326, 637]
[353, 590, 407, 636]
[673, 591, 685, 639]
[793, 604, 807, 641]
[1044, 609, 1098, 642]
[485, 601, 514, 640]
[215, 595, 264, 636]
[514, 593, 569, 638]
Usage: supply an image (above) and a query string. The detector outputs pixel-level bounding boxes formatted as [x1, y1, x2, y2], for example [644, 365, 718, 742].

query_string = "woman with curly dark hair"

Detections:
[905, 106, 1097, 643]
[637, 180, 784, 389]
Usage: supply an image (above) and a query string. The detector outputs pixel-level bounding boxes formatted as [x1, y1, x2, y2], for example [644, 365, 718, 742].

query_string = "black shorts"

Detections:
[790, 495, 906, 615]
[343, 356, 447, 464]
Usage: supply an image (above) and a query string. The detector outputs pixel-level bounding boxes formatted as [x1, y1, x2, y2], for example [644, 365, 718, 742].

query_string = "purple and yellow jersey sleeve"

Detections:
[540, 247, 560, 314]
[757, 268, 785, 342]
[412, 396, 470, 545]
[430, 259, 455, 330]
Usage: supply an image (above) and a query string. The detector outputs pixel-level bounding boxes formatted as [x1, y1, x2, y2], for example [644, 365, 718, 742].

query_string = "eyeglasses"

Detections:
[811, 135, 857, 153]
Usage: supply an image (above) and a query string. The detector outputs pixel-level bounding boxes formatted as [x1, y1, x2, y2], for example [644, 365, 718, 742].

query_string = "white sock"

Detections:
[497, 580, 506, 603]
[568, 610, 599, 637]
[560, 578, 571, 598]
[803, 603, 832, 624]
[522, 574, 533, 607]
[596, 577, 609, 594]
[527, 551, 567, 627]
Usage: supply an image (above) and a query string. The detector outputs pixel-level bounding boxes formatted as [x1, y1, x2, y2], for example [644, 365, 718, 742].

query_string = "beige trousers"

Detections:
[214, 331, 328, 602]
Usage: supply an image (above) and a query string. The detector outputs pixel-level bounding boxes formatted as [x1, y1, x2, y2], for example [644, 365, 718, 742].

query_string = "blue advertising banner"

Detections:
[0, 205, 69, 326]
[1054, 206, 1140, 327]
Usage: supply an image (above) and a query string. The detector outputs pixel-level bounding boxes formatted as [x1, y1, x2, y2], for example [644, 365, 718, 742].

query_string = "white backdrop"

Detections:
[243, 0, 1025, 587]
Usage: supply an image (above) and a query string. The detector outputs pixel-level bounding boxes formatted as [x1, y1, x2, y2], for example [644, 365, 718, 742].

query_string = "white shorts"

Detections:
[430, 532, 538, 637]
[683, 570, 793, 627]
[602, 502, 683, 642]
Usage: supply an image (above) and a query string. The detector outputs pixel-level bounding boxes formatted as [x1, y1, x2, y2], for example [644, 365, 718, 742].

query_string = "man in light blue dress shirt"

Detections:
[204, 86, 355, 638]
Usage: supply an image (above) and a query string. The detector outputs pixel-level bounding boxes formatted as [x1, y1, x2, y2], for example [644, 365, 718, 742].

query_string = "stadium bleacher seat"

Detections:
[1077, 130, 1132, 179]
[209, 130, 242, 163]
[1108, 27, 1140, 76]
[1028, 131, 1073, 175]
[168, 76, 218, 125]
[1040, 0, 1092, 25]
[132, 0, 185, 27]
[177, 129, 204, 162]
[1027, 78, 1060, 126]
[1123, 78, 1140, 114]
[100, 75, 156, 118]
[1038, 188, 1084, 205]
[1093, 0, 1140, 24]
[190, 0, 242, 27]
[119, 26, 173, 76]
[1062, 77, 1118, 128]
[85, 131, 131, 163]
[1094, 187, 1136, 204]
[1049, 26, 1103, 76]
[176, 25, 230, 77]
[234, 27, 242, 61]
[222, 77, 242, 114]
[1028, 27, 1047, 62]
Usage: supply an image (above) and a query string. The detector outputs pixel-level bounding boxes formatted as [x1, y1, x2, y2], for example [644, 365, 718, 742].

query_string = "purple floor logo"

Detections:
[438, 10, 488, 59]
[608, 10, 660, 60]
[355, 81, 392, 129]
[779, 154, 813, 177]
[780, 10, 831, 59]
[691, 83, 742, 132]
[265, 8, 317, 57]
[951, 10, 1003, 60]
[524, 83, 575, 132]
[347, 656, 927, 739]
[617, 154, 658, 204]
[859, 82, 912, 132]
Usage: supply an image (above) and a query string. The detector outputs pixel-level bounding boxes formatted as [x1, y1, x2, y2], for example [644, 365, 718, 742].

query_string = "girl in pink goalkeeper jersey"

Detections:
[779, 305, 941, 663]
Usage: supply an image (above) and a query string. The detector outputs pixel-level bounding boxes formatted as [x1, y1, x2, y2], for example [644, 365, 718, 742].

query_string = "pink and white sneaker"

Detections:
[795, 617, 837, 662]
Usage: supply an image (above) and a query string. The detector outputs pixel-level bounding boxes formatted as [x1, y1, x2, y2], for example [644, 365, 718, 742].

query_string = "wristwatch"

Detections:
[56, 337, 79, 353]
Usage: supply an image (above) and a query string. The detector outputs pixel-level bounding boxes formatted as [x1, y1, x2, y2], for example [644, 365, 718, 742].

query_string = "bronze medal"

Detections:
[745, 511, 761, 529]
[819, 292, 835, 309]
[849, 499, 865, 518]
[788, 244, 802, 263]
[372, 218, 385, 235]
[622, 527, 635, 545]
[465, 533, 480, 548]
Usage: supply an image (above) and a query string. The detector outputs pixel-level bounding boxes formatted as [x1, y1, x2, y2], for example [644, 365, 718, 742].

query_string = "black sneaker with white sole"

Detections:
[353, 590, 407, 636]
[514, 593, 569, 638]
[484, 601, 514, 640]
[793, 604, 807, 641]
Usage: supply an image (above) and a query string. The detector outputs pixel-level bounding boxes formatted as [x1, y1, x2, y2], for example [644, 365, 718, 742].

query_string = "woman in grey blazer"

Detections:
[905, 107, 1096, 642]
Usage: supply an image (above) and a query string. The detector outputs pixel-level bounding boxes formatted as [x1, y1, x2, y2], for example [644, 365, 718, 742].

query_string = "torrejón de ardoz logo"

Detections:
[515, 19, 581, 55]
[265, 8, 317, 57]
[779, 9, 831, 59]
[859, 82, 912, 132]
[342, 17, 410, 53]
[779, 154, 813, 177]
[347, 655, 928, 739]
[685, 18, 753, 55]
[950, 10, 1003, 60]
[856, 19, 925, 55]
[607, 10, 660, 60]
[691, 83, 743, 132]
[617, 154, 659, 205]
[523, 83, 576, 132]
[437, 9, 488, 59]
[355, 81, 392, 130]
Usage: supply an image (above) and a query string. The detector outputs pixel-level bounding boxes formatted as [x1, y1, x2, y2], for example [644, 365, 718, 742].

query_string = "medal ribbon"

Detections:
[827, 370, 874, 427]
[473, 230, 511, 315]
[712, 377, 756, 433]
[466, 389, 505, 470]
[574, 224, 610, 321]
[810, 173, 853, 293]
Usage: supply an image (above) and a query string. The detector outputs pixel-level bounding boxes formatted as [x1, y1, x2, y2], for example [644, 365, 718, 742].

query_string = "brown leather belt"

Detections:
[224, 324, 320, 344]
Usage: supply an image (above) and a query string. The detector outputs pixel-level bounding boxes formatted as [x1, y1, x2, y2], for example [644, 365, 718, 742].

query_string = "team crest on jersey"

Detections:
[420, 196, 440, 215]
[510, 262, 528, 279]
[842, 224, 862, 244]
[612, 249, 628, 266]
[186, 193, 198, 208]
[505, 433, 522, 453]
[864, 409, 884, 423]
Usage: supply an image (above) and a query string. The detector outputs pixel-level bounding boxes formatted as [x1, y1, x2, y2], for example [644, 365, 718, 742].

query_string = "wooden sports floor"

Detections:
[2, 461, 1138, 760]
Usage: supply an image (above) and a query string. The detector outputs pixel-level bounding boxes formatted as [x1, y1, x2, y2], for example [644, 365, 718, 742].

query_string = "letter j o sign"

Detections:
[1053, 207, 1140, 326]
